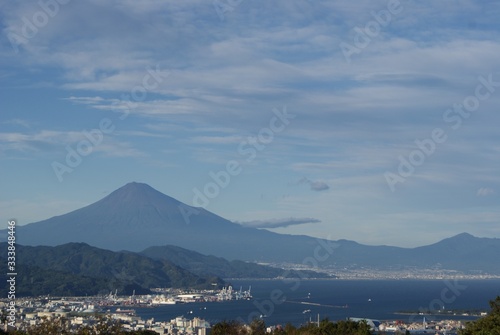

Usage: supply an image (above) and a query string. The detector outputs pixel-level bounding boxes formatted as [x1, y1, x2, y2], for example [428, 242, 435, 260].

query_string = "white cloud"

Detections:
[237, 217, 321, 229]
[190, 135, 244, 145]
[3, 119, 31, 128]
[0, 130, 145, 158]
[477, 187, 495, 197]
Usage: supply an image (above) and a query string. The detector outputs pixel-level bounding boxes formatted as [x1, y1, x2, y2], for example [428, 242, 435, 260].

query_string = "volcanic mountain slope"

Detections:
[10, 182, 325, 261]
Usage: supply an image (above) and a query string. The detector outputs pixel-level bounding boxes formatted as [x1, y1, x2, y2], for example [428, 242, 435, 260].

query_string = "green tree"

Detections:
[12, 316, 127, 335]
[212, 320, 247, 335]
[460, 296, 500, 335]
[250, 318, 266, 335]
[74, 316, 124, 335]
[26, 317, 71, 335]
[330, 320, 371, 335]
[295, 318, 372, 335]
[282, 323, 298, 335]
[297, 320, 318, 335]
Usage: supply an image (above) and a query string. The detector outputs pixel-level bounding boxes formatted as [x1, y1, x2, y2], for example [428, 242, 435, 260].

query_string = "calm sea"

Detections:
[134, 279, 500, 326]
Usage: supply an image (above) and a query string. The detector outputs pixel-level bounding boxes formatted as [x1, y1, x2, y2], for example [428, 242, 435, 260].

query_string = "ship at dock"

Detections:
[150, 295, 180, 305]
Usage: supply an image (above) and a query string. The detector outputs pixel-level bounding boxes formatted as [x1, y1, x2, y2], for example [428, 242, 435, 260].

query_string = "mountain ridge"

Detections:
[140, 244, 331, 279]
[0, 242, 224, 297]
[2, 182, 499, 274]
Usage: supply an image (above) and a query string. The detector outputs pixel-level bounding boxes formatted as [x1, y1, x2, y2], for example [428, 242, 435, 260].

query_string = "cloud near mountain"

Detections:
[299, 177, 330, 191]
[237, 217, 321, 229]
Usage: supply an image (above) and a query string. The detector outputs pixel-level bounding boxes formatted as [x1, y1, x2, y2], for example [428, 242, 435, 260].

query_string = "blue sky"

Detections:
[1, 0, 499, 247]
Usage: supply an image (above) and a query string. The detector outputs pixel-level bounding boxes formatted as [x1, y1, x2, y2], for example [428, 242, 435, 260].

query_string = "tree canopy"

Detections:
[211, 317, 371, 335]
[460, 296, 500, 335]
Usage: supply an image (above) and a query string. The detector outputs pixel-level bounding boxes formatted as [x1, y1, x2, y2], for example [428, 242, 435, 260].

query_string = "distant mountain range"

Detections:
[316, 232, 500, 274]
[141, 245, 331, 279]
[2, 182, 500, 274]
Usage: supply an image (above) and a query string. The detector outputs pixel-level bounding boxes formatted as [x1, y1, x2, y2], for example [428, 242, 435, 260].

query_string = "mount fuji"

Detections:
[9, 182, 326, 262]
[4, 182, 500, 274]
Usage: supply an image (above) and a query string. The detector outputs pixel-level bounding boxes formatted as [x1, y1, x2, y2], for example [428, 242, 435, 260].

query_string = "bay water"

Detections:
[134, 279, 500, 326]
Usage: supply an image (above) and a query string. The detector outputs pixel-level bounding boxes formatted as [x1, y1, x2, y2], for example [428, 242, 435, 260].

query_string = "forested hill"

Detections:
[0, 242, 223, 297]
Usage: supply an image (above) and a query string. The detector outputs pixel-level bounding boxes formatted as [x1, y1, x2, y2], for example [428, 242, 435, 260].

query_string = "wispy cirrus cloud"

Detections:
[477, 187, 495, 197]
[3, 119, 31, 128]
[0, 130, 145, 158]
[237, 217, 321, 229]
